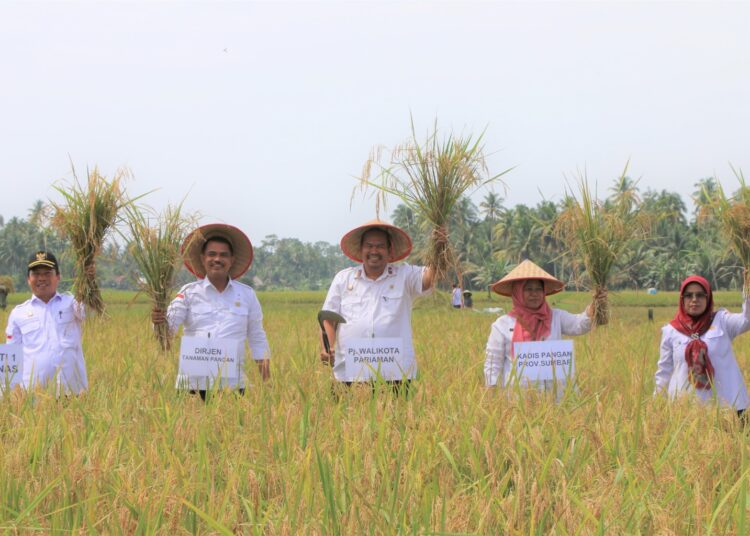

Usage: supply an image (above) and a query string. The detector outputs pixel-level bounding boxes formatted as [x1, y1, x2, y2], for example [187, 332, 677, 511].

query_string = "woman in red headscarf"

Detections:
[655, 275, 750, 415]
[484, 260, 594, 393]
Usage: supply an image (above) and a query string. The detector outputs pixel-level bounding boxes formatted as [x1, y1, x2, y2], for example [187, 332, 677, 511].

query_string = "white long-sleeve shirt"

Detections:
[322, 264, 430, 382]
[655, 300, 750, 410]
[5, 292, 88, 394]
[167, 278, 270, 390]
[484, 308, 591, 389]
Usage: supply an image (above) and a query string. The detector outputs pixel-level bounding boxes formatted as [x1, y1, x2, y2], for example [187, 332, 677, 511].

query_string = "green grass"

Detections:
[1, 289, 749, 533]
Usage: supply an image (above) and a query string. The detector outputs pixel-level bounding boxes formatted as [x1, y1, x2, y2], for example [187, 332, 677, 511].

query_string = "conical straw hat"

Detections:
[340, 219, 412, 263]
[182, 223, 254, 280]
[490, 259, 564, 296]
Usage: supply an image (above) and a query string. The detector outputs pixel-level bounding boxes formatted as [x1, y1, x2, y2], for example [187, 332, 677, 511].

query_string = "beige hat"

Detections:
[182, 223, 254, 279]
[490, 259, 564, 296]
[340, 219, 412, 263]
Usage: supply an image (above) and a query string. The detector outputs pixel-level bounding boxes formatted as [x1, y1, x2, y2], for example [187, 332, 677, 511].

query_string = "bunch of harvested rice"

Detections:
[555, 169, 650, 326]
[124, 202, 196, 350]
[51, 166, 131, 316]
[358, 118, 511, 282]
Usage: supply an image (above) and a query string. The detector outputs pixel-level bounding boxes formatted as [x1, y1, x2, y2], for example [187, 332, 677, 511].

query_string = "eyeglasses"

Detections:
[682, 292, 708, 301]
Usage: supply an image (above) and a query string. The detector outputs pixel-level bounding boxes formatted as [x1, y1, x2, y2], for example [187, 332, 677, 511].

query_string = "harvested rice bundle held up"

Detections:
[124, 203, 196, 351]
[51, 166, 131, 316]
[554, 168, 650, 326]
[703, 166, 750, 294]
[358, 118, 511, 282]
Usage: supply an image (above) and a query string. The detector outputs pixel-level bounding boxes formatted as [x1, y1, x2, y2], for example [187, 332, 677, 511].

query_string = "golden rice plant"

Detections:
[51, 166, 131, 316]
[0, 275, 14, 294]
[124, 202, 197, 351]
[703, 166, 750, 294]
[555, 167, 650, 326]
[357, 117, 512, 282]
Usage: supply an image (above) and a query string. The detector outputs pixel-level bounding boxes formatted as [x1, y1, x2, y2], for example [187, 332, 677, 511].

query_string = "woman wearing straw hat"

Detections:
[654, 275, 750, 418]
[320, 219, 434, 394]
[484, 260, 594, 393]
[151, 224, 270, 400]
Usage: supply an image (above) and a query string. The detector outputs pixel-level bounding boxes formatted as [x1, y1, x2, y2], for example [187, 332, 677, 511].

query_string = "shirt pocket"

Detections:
[379, 289, 404, 321]
[704, 327, 730, 361]
[340, 290, 364, 322]
[18, 317, 41, 335]
[56, 309, 79, 348]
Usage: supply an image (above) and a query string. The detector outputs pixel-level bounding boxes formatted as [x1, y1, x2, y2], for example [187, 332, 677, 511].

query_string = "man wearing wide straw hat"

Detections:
[152, 224, 270, 399]
[5, 251, 88, 395]
[484, 260, 594, 393]
[320, 219, 434, 392]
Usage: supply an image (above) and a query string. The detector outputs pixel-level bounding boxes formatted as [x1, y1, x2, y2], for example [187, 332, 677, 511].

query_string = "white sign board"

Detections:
[179, 336, 239, 380]
[345, 337, 408, 381]
[0, 343, 24, 388]
[512, 339, 575, 382]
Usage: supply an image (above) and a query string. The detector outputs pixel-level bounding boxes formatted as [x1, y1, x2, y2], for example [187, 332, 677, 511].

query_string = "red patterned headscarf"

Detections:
[669, 275, 715, 389]
[509, 279, 553, 345]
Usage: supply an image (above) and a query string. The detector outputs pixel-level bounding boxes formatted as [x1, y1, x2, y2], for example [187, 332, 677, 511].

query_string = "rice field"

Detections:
[1, 289, 750, 534]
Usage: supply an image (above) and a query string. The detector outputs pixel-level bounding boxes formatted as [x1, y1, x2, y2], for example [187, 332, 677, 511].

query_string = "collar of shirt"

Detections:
[359, 264, 396, 282]
[30, 292, 63, 306]
[199, 276, 235, 294]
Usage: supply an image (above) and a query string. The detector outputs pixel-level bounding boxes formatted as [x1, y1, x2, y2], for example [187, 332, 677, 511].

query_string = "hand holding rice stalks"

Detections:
[554, 166, 651, 326]
[701, 166, 750, 295]
[124, 203, 197, 351]
[357, 118, 511, 282]
[51, 166, 132, 316]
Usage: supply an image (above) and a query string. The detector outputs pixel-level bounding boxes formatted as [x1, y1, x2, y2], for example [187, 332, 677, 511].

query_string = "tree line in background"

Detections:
[0, 175, 741, 294]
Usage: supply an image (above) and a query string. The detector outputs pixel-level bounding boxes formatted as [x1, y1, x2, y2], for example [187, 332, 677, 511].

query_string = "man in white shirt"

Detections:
[152, 224, 270, 400]
[320, 219, 434, 394]
[5, 251, 88, 394]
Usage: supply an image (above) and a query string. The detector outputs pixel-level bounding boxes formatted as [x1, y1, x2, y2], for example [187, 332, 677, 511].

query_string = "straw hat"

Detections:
[490, 260, 564, 296]
[340, 219, 412, 263]
[182, 223, 254, 279]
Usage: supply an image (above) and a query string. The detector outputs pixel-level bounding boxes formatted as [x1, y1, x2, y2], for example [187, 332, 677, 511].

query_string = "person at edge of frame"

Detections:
[151, 224, 270, 401]
[319, 219, 434, 397]
[655, 274, 750, 424]
[483, 260, 595, 399]
[4, 251, 88, 395]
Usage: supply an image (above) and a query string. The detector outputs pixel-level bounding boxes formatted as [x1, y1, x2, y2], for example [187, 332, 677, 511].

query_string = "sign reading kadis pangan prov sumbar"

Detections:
[179, 336, 239, 380]
[512, 339, 575, 382]
[0, 343, 23, 388]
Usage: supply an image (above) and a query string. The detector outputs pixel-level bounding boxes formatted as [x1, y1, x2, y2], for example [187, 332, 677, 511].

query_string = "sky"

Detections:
[1, 1, 748, 244]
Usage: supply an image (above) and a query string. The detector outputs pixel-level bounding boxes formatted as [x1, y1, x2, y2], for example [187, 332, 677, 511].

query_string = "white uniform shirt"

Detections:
[451, 288, 462, 307]
[5, 292, 88, 394]
[484, 308, 591, 389]
[655, 300, 750, 410]
[167, 278, 270, 390]
[322, 264, 430, 382]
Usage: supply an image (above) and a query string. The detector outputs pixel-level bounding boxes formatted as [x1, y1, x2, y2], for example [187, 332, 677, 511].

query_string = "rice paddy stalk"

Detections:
[123, 202, 197, 351]
[51, 165, 133, 316]
[702, 166, 750, 296]
[554, 165, 650, 326]
[356, 117, 512, 282]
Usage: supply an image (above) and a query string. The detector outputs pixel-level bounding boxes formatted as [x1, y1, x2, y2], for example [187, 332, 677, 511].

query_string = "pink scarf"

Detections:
[509, 280, 553, 346]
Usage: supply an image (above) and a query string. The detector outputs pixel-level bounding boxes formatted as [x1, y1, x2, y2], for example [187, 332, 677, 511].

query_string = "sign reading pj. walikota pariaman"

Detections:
[345, 337, 408, 381]
[0, 343, 23, 388]
[512, 339, 575, 382]
[179, 336, 239, 381]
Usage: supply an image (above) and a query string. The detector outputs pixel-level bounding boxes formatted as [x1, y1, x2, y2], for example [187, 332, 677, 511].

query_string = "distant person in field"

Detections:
[4, 251, 88, 394]
[484, 260, 593, 392]
[0, 283, 7, 310]
[654, 275, 750, 419]
[451, 283, 462, 309]
[320, 220, 434, 394]
[151, 224, 270, 400]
